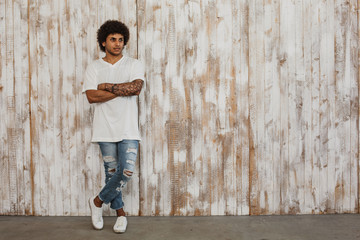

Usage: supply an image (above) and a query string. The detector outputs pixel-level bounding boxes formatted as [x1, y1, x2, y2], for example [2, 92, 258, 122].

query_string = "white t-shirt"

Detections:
[82, 56, 145, 142]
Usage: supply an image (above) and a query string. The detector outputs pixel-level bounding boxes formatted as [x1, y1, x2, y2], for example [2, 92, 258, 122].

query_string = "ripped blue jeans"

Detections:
[98, 140, 139, 210]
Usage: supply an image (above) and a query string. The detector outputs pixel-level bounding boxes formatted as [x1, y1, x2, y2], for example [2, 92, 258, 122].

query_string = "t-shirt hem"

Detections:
[91, 136, 142, 143]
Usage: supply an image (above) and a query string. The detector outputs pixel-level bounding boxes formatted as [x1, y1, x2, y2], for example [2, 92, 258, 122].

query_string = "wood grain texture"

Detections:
[1, 0, 359, 216]
[0, 0, 6, 215]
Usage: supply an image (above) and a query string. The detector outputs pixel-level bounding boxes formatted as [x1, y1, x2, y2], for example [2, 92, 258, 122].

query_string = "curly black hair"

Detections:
[97, 20, 130, 52]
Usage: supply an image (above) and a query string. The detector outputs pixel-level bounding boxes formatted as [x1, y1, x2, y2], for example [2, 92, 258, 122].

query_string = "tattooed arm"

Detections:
[97, 79, 144, 96]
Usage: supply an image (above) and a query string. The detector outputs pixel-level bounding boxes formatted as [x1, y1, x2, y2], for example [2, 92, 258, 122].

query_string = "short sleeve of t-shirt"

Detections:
[82, 63, 98, 93]
[130, 60, 145, 82]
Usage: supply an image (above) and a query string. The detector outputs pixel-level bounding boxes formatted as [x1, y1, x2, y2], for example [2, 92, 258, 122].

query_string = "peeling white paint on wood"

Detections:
[0, 0, 359, 216]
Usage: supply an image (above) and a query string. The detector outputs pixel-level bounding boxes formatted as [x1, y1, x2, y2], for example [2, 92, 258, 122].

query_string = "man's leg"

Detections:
[97, 140, 138, 209]
[89, 142, 118, 230]
[112, 140, 138, 233]
[95, 142, 119, 207]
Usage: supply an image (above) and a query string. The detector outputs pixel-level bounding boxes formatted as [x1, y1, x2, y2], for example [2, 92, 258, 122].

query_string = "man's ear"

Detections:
[102, 42, 105, 47]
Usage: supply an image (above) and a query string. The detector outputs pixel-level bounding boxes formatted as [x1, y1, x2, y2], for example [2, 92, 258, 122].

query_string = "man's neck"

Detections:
[102, 54, 123, 65]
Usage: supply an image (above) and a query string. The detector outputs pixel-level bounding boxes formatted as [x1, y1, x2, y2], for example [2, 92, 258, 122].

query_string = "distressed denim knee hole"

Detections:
[123, 169, 133, 178]
[103, 156, 116, 163]
[116, 180, 126, 192]
[126, 148, 137, 154]
[126, 159, 135, 165]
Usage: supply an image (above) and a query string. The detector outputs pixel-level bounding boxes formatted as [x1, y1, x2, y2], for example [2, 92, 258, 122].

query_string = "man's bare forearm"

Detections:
[98, 79, 144, 96]
[85, 89, 117, 104]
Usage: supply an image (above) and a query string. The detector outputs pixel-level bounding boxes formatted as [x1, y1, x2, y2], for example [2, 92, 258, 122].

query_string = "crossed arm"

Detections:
[85, 79, 144, 104]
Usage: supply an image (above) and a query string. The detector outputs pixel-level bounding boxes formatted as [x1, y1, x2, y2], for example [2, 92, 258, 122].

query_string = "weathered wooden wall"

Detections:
[0, 0, 359, 216]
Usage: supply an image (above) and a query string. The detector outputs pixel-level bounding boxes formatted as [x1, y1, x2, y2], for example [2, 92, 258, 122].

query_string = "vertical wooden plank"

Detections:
[13, 0, 31, 215]
[358, 0, 360, 215]
[255, 0, 266, 215]
[5, 0, 18, 215]
[327, 0, 336, 214]
[63, 0, 79, 216]
[263, 0, 273, 214]
[28, 0, 40, 216]
[39, 0, 54, 215]
[286, 0, 300, 215]
[341, 0, 352, 213]
[248, 0, 258, 215]
[161, 0, 172, 216]
[46, 0, 61, 216]
[334, 0, 350, 213]
[238, 0, 250, 216]
[200, 0, 212, 216]
[295, 0, 306, 214]
[183, 0, 195, 216]
[72, 0, 87, 216]
[230, 0, 245, 216]
[213, 0, 232, 215]
[58, 0, 72, 216]
[164, 0, 173, 216]
[49, 0, 65, 216]
[138, 0, 153, 216]
[29, 0, 49, 215]
[349, 0, 358, 213]
[23, 0, 32, 216]
[279, 0, 290, 214]
[226, 0, 238, 216]
[0, 0, 6, 215]
[319, 0, 329, 213]
[264, 0, 273, 214]
[264, 0, 281, 214]
[1, 0, 12, 215]
[187, 0, 201, 216]
[201, 0, 215, 216]
[311, 0, 321, 214]
[273, 0, 282, 215]
[48, 0, 60, 215]
[173, 0, 188, 216]
[206, 0, 220, 215]
[303, 0, 315, 214]
[168, 0, 187, 216]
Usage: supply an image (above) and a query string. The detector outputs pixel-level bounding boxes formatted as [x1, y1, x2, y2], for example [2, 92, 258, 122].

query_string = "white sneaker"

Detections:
[113, 216, 127, 233]
[88, 196, 103, 230]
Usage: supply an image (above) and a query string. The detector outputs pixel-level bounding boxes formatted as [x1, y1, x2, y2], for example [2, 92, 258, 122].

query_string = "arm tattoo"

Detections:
[104, 80, 144, 96]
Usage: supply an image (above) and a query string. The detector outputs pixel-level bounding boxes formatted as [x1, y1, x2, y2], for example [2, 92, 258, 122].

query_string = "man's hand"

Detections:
[97, 83, 106, 91]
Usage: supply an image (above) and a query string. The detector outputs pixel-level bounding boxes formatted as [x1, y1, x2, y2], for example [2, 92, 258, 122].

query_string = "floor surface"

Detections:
[0, 214, 359, 240]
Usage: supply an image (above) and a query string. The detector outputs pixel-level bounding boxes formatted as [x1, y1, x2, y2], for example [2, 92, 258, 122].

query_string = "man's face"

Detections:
[102, 33, 125, 56]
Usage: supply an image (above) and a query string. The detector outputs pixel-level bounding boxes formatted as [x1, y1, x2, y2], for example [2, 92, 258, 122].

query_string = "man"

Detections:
[82, 20, 144, 233]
